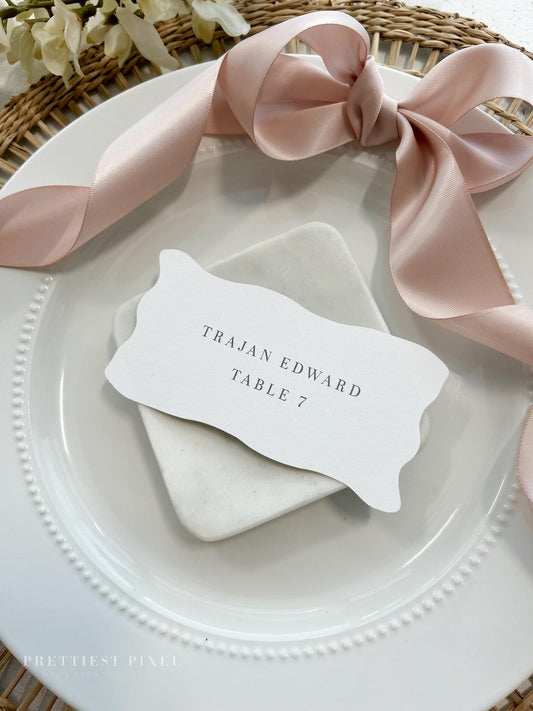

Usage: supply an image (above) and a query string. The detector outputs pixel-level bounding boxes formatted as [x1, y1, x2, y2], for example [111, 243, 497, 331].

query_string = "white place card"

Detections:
[105, 250, 448, 512]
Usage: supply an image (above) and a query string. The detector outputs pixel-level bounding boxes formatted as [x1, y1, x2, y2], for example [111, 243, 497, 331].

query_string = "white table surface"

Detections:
[426, 0, 532, 49]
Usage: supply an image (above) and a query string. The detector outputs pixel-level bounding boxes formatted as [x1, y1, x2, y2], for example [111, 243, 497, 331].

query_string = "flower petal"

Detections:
[104, 24, 132, 66]
[13, 25, 34, 71]
[102, 0, 118, 12]
[0, 22, 10, 53]
[168, 0, 189, 16]
[137, 0, 162, 23]
[86, 15, 110, 45]
[139, 0, 189, 22]
[191, 0, 249, 37]
[38, 35, 72, 80]
[191, 7, 215, 43]
[116, 6, 179, 70]
[64, 15, 81, 55]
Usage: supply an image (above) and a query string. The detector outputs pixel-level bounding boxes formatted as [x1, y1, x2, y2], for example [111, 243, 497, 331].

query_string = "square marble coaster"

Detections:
[113, 222, 426, 540]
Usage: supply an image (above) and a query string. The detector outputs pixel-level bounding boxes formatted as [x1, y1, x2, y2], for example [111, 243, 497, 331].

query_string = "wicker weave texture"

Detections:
[0, 1, 532, 709]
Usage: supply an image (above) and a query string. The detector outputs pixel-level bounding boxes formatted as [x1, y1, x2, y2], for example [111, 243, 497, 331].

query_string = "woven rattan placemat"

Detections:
[1, 1, 532, 709]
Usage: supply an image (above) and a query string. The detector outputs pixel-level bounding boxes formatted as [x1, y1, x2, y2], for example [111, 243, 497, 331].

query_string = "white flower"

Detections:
[137, 0, 188, 23]
[31, 0, 83, 83]
[4, 10, 48, 82]
[91, 0, 178, 70]
[85, 17, 109, 46]
[0, 0, 250, 84]
[191, 0, 249, 44]
[114, 4, 179, 70]
[0, 20, 10, 53]
[32, 18, 72, 82]
[103, 23, 131, 65]
[7, 21, 42, 82]
[85, 0, 118, 45]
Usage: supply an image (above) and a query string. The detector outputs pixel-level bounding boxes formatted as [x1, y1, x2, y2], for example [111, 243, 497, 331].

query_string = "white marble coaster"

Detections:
[113, 223, 429, 540]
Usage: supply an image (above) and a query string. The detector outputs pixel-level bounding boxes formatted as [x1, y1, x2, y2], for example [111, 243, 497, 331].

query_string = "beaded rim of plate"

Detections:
[9, 215, 528, 656]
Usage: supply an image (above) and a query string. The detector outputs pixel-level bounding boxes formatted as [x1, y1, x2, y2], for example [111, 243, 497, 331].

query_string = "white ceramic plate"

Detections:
[1, 58, 533, 711]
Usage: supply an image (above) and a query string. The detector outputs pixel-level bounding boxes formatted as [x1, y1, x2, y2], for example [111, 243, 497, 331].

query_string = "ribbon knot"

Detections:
[1, 11, 533, 503]
[346, 56, 399, 146]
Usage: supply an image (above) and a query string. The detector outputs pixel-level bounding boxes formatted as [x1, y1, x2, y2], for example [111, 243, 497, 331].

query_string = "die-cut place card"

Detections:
[105, 250, 449, 512]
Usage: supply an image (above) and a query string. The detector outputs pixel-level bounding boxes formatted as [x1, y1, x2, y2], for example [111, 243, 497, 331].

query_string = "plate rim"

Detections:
[1, 58, 533, 711]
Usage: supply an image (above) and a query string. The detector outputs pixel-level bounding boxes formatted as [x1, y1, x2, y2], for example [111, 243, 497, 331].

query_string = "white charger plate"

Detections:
[1, 58, 533, 711]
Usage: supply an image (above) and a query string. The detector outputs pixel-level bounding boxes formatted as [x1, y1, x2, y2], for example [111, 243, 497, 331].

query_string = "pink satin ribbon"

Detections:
[2, 12, 533, 500]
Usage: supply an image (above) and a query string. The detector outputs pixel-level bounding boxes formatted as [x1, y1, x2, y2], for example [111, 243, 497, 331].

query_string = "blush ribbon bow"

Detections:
[1, 11, 533, 500]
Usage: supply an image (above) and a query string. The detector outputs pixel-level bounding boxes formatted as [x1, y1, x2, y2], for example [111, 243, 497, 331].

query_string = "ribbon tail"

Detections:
[392, 113, 533, 504]
[390, 113, 514, 317]
[436, 131, 533, 193]
[0, 185, 90, 268]
[0, 60, 226, 267]
[519, 407, 533, 503]
[437, 304, 533, 368]
[392, 114, 533, 368]
[73, 60, 225, 254]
